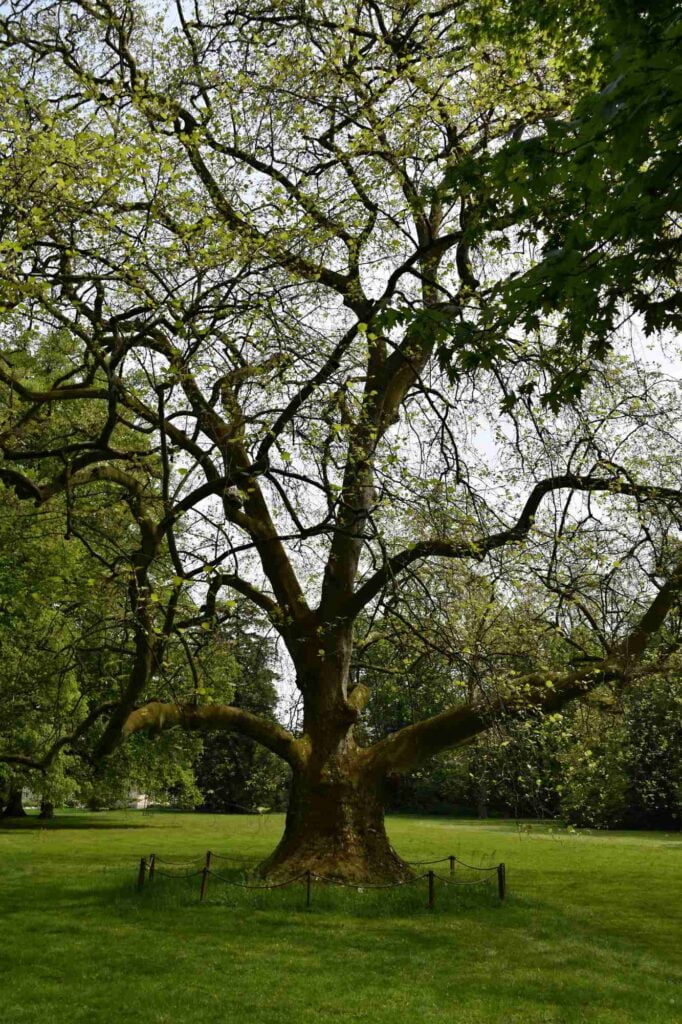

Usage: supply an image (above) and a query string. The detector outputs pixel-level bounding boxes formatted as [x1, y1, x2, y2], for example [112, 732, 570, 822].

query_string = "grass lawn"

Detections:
[0, 811, 680, 1024]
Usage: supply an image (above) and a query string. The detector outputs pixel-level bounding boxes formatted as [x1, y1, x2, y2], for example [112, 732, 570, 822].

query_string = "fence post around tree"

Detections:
[497, 863, 506, 900]
[149, 853, 156, 882]
[449, 855, 456, 877]
[200, 851, 212, 902]
[427, 870, 435, 909]
[137, 857, 147, 890]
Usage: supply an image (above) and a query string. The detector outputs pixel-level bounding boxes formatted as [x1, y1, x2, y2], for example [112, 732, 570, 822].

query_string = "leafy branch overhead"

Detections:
[435, 0, 681, 411]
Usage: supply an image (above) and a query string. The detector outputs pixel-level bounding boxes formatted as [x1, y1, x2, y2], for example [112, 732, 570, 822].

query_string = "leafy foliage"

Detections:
[437, 0, 681, 411]
[194, 615, 290, 813]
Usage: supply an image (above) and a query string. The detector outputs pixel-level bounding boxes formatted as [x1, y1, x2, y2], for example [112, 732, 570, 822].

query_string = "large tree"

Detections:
[1, 0, 681, 880]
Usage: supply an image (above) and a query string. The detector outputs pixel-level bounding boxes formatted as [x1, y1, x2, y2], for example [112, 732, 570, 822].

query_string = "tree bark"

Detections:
[39, 800, 54, 820]
[257, 652, 413, 882]
[257, 761, 411, 883]
[1, 787, 27, 818]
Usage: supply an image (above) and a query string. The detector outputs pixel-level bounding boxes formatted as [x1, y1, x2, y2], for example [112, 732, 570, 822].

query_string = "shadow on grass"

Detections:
[0, 815, 146, 832]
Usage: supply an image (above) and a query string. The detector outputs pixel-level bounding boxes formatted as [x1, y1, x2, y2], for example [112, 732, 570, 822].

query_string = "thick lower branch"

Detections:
[364, 661, 662, 775]
[121, 701, 308, 769]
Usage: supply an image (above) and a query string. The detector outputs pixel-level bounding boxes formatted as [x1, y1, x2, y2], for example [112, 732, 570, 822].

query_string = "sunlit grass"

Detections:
[1, 811, 680, 1023]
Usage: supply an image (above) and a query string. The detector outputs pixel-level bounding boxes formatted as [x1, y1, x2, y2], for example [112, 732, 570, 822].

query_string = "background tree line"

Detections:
[3, 509, 679, 830]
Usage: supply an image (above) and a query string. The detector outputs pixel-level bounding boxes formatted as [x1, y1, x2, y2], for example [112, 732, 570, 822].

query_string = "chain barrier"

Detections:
[136, 850, 507, 905]
[432, 873, 491, 886]
[308, 872, 429, 889]
[206, 868, 308, 890]
[153, 867, 204, 878]
[152, 856, 199, 864]
[406, 857, 451, 866]
[209, 851, 260, 864]
[450, 858, 498, 872]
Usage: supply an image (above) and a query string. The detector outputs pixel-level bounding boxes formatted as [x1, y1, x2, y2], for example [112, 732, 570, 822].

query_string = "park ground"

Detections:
[0, 812, 680, 1024]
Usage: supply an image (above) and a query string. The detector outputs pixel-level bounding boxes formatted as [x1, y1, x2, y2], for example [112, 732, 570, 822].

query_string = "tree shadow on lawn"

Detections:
[119, 871, 682, 972]
[3, 867, 676, 1024]
[94, 881, 679, 1024]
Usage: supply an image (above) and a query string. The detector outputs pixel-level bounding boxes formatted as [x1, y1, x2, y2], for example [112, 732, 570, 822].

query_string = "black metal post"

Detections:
[137, 857, 147, 890]
[449, 855, 456, 877]
[149, 853, 156, 881]
[428, 870, 435, 909]
[200, 851, 212, 902]
[497, 862, 506, 900]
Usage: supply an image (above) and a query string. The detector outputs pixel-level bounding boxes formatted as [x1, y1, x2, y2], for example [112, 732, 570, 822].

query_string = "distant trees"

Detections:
[379, 674, 682, 830]
[195, 621, 289, 813]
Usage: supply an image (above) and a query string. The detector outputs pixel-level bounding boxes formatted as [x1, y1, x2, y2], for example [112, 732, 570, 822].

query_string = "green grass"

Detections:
[1, 811, 680, 1023]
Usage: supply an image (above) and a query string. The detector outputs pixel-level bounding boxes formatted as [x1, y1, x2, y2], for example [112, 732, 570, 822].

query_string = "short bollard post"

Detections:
[149, 853, 156, 882]
[200, 851, 212, 903]
[427, 870, 435, 910]
[137, 857, 147, 890]
[449, 855, 456, 877]
[497, 863, 506, 900]
[306, 871, 312, 908]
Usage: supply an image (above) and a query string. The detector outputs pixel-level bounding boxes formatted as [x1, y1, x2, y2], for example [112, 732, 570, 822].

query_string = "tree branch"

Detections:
[364, 554, 682, 774]
[346, 474, 682, 617]
[0, 702, 119, 773]
[121, 701, 307, 768]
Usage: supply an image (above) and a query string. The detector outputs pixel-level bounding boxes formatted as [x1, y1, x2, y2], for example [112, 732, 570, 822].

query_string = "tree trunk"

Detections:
[1, 787, 27, 818]
[258, 764, 411, 883]
[253, 637, 415, 883]
[39, 800, 54, 820]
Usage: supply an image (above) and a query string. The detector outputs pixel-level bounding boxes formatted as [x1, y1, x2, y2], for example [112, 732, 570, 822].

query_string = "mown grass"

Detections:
[0, 811, 680, 1023]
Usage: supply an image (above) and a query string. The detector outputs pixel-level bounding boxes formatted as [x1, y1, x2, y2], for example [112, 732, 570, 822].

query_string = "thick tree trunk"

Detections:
[258, 764, 411, 883]
[254, 642, 415, 883]
[1, 787, 27, 818]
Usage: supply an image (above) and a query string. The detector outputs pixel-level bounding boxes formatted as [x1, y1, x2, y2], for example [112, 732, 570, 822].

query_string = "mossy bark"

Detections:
[258, 763, 411, 883]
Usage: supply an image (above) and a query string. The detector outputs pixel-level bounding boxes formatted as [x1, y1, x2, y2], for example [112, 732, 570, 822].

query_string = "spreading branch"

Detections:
[121, 701, 307, 769]
[346, 474, 682, 617]
[365, 555, 682, 774]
